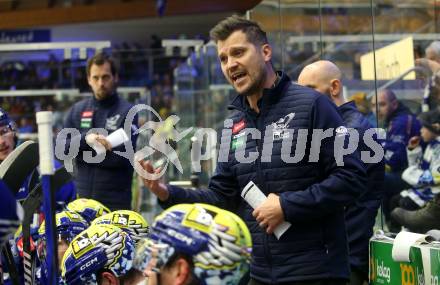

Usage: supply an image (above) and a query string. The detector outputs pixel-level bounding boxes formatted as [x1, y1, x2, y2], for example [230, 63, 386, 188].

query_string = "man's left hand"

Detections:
[253, 193, 285, 235]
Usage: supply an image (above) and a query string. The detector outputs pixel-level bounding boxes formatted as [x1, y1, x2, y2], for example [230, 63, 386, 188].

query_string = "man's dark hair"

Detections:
[209, 15, 268, 46]
[86, 53, 118, 77]
[381, 88, 398, 104]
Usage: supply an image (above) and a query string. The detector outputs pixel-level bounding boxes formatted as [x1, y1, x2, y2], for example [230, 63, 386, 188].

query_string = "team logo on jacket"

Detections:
[80, 110, 93, 128]
[231, 119, 247, 150]
[106, 115, 121, 131]
[271, 113, 295, 140]
[231, 131, 246, 150]
[336, 126, 348, 137]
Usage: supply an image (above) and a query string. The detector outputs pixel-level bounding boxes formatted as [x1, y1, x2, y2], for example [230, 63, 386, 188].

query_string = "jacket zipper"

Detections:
[230, 103, 275, 283]
[250, 111, 275, 284]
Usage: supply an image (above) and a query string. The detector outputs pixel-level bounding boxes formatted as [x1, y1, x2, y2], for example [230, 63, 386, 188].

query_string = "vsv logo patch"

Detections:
[106, 114, 121, 131]
[272, 113, 295, 141]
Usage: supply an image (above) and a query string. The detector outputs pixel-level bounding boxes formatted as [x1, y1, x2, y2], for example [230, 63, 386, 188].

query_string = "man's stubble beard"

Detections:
[95, 86, 114, 100]
[241, 66, 267, 98]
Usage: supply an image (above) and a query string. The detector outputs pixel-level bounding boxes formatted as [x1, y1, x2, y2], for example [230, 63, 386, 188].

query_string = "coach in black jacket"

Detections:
[142, 16, 367, 284]
[64, 53, 137, 210]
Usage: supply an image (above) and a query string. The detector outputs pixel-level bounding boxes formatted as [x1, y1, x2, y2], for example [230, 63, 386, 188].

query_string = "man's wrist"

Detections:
[157, 183, 170, 201]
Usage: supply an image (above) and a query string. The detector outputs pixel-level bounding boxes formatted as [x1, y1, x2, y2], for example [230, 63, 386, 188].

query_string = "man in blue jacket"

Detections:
[371, 89, 420, 229]
[63, 53, 138, 210]
[141, 16, 367, 284]
[298, 60, 384, 285]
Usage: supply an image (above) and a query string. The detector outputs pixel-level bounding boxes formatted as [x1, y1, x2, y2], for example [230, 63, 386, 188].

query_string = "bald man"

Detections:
[413, 41, 440, 110]
[425, 41, 440, 63]
[298, 60, 384, 285]
[298, 60, 344, 106]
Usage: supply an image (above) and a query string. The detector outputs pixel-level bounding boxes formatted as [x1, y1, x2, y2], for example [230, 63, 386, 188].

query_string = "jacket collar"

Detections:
[338, 101, 356, 112]
[228, 71, 290, 113]
[386, 103, 412, 125]
[94, 91, 119, 107]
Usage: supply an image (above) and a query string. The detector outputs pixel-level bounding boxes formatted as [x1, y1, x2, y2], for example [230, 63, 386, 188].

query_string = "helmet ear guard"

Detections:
[62, 247, 108, 285]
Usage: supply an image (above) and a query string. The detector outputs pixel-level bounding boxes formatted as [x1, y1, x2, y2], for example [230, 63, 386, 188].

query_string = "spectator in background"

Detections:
[24, 62, 39, 89]
[298, 60, 384, 285]
[36, 61, 51, 88]
[63, 53, 138, 210]
[60, 59, 73, 88]
[391, 109, 440, 233]
[425, 41, 440, 63]
[9, 98, 25, 117]
[416, 41, 440, 110]
[18, 117, 33, 134]
[48, 53, 59, 88]
[371, 89, 421, 230]
[74, 68, 88, 92]
[150, 34, 163, 57]
[395, 110, 440, 211]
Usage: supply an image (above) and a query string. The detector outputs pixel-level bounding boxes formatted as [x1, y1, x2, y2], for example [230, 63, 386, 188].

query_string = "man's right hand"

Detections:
[85, 133, 112, 151]
[408, 136, 421, 150]
[139, 160, 170, 201]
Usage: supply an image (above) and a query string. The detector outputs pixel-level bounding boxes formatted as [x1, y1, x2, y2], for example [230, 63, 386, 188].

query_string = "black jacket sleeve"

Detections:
[159, 160, 240, 211]
[279, 95, 367, 223]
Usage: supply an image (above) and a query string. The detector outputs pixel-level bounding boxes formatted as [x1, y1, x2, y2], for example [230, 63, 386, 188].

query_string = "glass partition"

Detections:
[3, 1, 438, 229]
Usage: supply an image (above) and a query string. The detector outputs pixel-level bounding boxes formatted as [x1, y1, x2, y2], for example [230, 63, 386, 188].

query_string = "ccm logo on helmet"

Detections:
[167, 229, 194, 246]
[80, 257, 99, 271]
